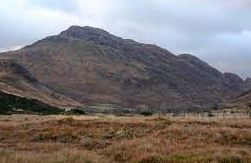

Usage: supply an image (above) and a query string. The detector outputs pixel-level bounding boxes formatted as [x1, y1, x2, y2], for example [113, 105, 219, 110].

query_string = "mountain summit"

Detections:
[59, 26, 126, 49]
[60, 26, 118, 40]
[0, 26, 247, 112]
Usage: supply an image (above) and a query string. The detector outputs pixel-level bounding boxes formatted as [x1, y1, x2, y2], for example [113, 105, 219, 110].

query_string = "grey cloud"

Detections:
[198, 30, 251, 78]
[25, 0, 79, 13]
[0, 0, 250, 78]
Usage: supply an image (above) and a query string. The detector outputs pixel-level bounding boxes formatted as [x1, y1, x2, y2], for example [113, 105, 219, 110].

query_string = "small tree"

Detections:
[137, 104, 152, 116]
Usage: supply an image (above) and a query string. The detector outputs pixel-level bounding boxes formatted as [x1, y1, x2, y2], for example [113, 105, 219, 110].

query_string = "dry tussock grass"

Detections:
[0, 115, 250, 162]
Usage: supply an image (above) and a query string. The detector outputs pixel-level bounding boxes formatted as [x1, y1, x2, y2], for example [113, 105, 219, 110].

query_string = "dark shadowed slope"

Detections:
[0, 90, 62, 115]
[0, 26, 246, 112]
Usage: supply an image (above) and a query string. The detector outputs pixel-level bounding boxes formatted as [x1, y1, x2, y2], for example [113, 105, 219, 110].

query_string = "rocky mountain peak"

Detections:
[60, 26, 111, 38]
[59, 26, 124, 48]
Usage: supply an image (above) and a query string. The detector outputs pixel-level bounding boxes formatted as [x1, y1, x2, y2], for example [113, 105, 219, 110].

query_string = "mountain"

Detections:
[0, 26, 247, 112]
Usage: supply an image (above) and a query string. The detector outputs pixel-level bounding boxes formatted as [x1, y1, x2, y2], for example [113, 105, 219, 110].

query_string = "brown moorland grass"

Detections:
[0, 114, 250, 163]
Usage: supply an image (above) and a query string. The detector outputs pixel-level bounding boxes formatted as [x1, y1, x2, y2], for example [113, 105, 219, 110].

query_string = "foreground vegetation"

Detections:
[0, 114, 250, 163]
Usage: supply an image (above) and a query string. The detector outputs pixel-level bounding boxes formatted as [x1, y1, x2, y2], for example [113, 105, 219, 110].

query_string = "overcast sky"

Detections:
[0, 0, 250, 78]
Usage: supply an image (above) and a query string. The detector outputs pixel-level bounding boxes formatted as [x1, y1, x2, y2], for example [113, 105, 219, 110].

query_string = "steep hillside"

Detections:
[0, 26, 245, 112]
[242, 78, 251, 91]
[0, 59, 81, 108]
[235, 91, 251, 104]
[232, 78, 251, 105]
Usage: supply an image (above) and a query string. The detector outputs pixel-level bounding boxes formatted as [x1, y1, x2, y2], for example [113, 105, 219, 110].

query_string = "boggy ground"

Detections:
[0, 114, 250, 163]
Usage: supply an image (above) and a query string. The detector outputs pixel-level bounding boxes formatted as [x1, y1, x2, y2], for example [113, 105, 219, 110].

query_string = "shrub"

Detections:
[65, 108, 86, 115]
[139, 155, 165, 163]
[207, 112, 215, 117]
[140, 111, 153, 116]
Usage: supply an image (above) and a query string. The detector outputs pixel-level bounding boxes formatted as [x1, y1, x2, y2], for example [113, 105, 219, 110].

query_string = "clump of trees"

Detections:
[140, 111, 153, 116]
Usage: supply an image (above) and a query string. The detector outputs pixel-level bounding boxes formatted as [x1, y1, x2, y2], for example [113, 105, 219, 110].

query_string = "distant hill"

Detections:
[0, 26, 248, 112]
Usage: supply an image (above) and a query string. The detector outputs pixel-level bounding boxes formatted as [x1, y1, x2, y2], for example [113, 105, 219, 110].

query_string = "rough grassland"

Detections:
[0, 115, 250, 163]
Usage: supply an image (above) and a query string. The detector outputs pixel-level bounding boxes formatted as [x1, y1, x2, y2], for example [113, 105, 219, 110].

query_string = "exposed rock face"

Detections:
[0, 26, 247, 112]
